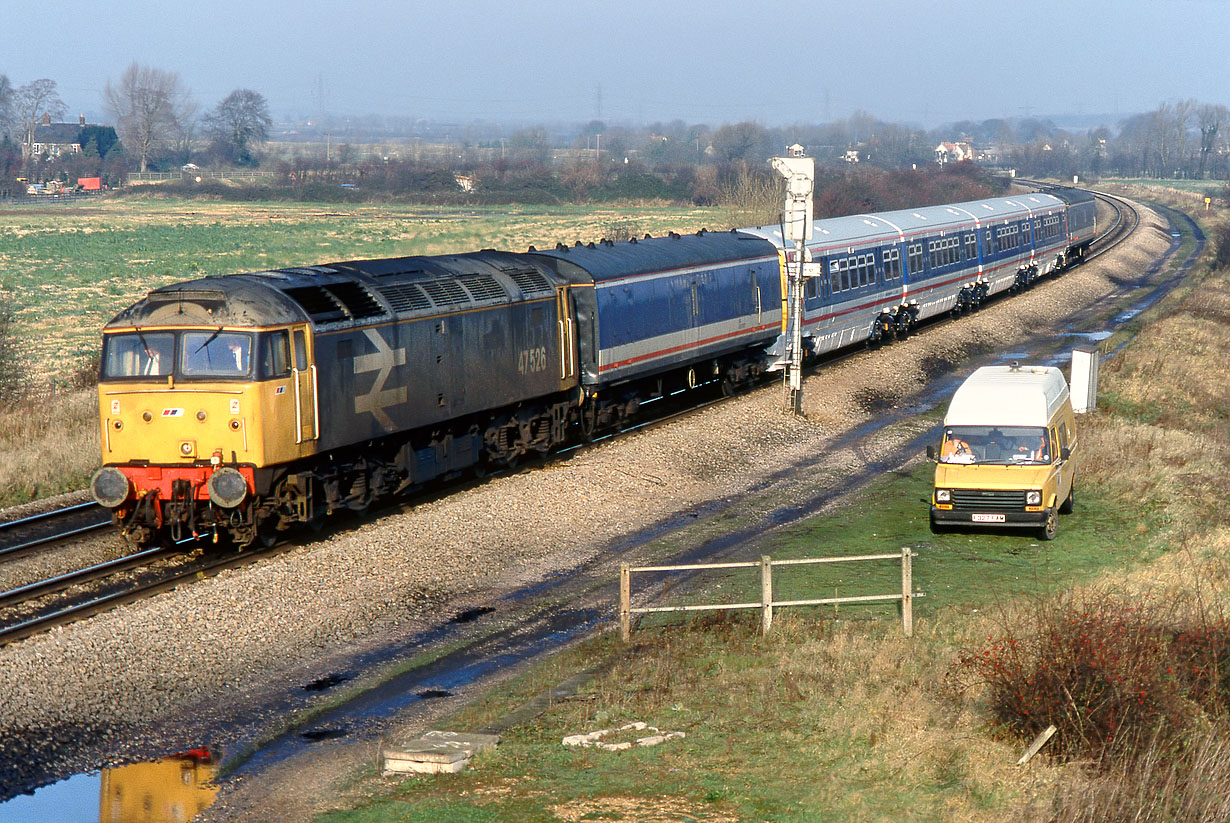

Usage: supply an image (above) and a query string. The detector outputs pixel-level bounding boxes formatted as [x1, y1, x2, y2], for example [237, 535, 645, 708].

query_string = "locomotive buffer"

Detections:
[771, 145, 822, 415]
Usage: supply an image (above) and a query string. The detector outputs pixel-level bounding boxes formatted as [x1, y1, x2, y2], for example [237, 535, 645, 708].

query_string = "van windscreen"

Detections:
[940, 426, 1050, 465]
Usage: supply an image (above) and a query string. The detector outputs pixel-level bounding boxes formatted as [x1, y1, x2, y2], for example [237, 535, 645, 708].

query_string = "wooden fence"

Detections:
[127, 170, 278, 184]
[620, 549, 921, 641]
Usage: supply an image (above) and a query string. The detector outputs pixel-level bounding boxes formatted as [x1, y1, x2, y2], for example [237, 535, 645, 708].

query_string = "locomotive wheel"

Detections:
[721, 376, 737, 397]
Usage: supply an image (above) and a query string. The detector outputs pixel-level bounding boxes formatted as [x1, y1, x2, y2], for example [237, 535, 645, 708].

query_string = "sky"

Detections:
[5, 0, 1228, 131]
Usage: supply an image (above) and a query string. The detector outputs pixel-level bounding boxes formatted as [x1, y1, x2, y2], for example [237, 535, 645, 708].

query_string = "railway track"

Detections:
[0, 183, 1141, 647]
[0, 502, 111, 562]
[0, 541, 291, 647]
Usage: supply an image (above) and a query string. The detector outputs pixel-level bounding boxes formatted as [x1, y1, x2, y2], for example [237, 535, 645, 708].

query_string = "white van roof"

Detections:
[944, 365, 1069, 427]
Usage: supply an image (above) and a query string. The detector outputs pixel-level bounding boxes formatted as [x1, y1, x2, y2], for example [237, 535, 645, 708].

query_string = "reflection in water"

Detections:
[99, 749, 219, 823]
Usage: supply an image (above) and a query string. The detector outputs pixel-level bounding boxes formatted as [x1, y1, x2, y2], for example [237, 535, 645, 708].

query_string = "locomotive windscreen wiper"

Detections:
[192, 326, 225, 354]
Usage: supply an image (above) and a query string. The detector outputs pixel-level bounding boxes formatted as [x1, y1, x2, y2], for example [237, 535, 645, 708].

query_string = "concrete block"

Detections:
[382, 730, 501, 776]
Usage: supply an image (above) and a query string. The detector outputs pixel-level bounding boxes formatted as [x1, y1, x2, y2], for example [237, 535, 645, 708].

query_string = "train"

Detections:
[89, 186, 1097, 547]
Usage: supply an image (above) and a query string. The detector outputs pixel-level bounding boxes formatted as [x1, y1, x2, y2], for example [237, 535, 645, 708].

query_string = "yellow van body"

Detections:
[930, 365, 1077, 540]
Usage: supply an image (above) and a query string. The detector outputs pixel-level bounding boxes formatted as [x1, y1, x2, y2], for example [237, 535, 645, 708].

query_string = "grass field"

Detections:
[310, 194, 1230, 822]
[0, 195, 722, 387]
[0, 195, 722, 505]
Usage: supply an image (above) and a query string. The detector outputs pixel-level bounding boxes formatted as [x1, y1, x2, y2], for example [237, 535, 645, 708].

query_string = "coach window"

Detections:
[907, 243, 924, 275]
[829, 260, 841, 294]
[805, 277, 818, 300]
[884, 247, 901, 280]
[261, 330, 291, 379]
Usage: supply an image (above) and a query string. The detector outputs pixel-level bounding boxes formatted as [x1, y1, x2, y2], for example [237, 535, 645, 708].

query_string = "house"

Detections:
[24, 114, 87, 159]
[934, 141, 974, 165]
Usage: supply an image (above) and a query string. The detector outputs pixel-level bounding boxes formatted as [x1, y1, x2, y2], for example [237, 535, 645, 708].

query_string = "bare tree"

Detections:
[0, 75, 15, 139]
[1196, 104, 1229, 179]
[15, 78, 66, 153]
[202, 89, 272, 166]
[103, 63, 194, 172]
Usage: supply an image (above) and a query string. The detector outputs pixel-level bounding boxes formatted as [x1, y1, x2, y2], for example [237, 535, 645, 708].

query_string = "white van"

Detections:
[928, 364, 1077, 540]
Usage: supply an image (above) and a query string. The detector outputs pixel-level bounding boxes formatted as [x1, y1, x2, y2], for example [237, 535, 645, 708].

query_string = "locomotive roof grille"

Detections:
[375, 283, 432, 313]
[458, 274, 507, 303]
[505, 268, 553, 296]
[146, 288, 227, 303]
[420, 279, 470, 307]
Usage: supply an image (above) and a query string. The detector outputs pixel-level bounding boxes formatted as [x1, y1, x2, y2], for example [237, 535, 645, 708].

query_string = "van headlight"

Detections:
[935, 489, 952, 504]
[1026, 491, 1042, 506]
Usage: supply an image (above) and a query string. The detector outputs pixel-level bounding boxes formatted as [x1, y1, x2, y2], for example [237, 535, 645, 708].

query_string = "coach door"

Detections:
[291, 325, 319, 449]
[555, 286, 577, 390]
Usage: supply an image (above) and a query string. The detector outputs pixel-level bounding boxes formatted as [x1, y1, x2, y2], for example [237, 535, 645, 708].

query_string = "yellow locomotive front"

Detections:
[90, 281, 319, 546]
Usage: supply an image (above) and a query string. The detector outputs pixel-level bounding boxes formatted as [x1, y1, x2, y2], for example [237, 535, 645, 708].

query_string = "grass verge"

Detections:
[314, 200, 1229, 822]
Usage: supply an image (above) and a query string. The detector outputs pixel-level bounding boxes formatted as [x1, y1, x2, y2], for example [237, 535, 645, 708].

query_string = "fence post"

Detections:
[760, 555, 773, 635]
[901, 547, 913, 637]
[620, 564, 631, 642]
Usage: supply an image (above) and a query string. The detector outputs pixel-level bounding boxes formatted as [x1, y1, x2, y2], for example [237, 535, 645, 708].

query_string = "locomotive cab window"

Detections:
[181, 331, 253, 378]
[260, 330, 291, 379]
[101, 332, 175, 379]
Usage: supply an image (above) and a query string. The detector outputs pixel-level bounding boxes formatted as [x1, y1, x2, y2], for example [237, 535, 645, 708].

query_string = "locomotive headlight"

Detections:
[207, 467, 248, 508]
[196, 410, 207, 422]
[1026, 490, 1042, 506]
[90, 467, 131, 508]
[113, 420, 123, 430]
[180, 441, 194, 456]
[142, 411, 153, 422]
[935, 489, 952, 504]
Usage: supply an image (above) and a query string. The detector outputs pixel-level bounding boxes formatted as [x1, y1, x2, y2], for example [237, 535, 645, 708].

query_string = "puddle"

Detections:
[0, 750, 218, 823]
[303, 672, 354, 692]
[300, 727, 349, 742]
[1066, 331, 1113, 341]
[451, 606, 495, 624]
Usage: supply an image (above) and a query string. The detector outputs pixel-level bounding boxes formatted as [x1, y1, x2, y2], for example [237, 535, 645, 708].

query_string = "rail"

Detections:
[619, 548, 922, 641]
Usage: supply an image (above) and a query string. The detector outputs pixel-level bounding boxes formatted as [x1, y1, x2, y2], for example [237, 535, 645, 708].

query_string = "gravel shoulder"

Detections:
[0, 199, 1175, 813]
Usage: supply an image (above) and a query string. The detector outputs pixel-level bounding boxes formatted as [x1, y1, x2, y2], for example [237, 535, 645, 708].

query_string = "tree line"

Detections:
[0, 63, 271, 194]
[2, 60, 1229, 201]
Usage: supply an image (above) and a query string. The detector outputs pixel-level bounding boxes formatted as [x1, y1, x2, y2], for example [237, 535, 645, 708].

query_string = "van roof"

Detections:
[944, 365, 1069, 427]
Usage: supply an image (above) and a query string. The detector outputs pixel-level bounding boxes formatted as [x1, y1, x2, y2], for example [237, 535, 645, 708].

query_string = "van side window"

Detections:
[1056, 424, 1068, 453]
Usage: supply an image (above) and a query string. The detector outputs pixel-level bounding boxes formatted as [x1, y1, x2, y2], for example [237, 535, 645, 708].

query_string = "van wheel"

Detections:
[1039, 508, 1058, 541]
[1059, 483, 1075, 514]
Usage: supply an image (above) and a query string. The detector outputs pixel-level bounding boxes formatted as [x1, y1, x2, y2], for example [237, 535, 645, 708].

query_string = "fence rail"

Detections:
[620, 549, 921, 641]
[127, 170, 278, 184]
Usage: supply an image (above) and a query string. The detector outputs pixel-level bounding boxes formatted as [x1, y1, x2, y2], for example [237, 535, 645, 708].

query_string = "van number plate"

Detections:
[972, 513, 1006, 523]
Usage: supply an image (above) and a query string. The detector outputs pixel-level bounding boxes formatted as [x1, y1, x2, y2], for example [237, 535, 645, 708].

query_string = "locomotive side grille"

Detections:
[458, 274, 507, 303]
[421, 279, 470, 307]
[282, 285, 347, 323]
[375, 283, 432, 314]
[504, 268, 553, 296]
[323, 281, 386, 320]
[951, 489, 1027, 510]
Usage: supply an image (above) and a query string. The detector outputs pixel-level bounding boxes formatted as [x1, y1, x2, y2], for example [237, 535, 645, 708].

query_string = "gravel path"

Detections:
[0, 200, 1174, 805]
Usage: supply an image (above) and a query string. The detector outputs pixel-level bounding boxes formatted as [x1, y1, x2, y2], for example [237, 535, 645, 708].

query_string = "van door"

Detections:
[291, 326, 318, 450]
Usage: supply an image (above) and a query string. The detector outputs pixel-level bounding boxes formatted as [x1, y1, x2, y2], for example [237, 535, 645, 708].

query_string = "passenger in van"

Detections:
[941, 432, 975, 463]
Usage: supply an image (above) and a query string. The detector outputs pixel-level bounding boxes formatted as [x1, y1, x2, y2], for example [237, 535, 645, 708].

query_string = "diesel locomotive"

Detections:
[90, 187, 1096, 547]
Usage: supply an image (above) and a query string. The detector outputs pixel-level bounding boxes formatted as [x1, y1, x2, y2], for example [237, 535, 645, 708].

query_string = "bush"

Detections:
[1215, 221, 1230, 271]
[949, 592, 1230, 767]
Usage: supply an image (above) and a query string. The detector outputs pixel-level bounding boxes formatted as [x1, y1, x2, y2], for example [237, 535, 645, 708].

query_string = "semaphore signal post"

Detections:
[770, 145, 822, 415]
